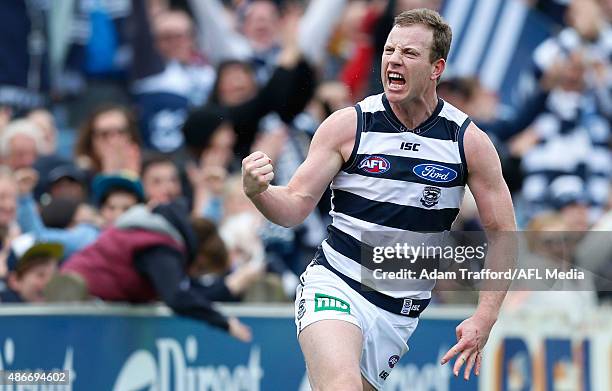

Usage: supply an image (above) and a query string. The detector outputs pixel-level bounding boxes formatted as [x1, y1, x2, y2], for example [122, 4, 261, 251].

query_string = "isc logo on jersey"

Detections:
[413, 163, 457, 183]
[359, 155, 391, 174]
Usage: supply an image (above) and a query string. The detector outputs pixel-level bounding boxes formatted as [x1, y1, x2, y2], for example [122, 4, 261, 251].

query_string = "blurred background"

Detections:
[0, 0, 609, 389]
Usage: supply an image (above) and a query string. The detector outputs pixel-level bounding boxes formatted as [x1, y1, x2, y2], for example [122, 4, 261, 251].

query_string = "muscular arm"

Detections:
[465, 123, 517, 320]
[243, 107, 357, 227]
[441, 123, 517, 379]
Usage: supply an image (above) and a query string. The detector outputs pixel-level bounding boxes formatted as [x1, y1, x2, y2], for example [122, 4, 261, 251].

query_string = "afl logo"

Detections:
[358, 156, 391, 174]
[413, 163, 457, 183]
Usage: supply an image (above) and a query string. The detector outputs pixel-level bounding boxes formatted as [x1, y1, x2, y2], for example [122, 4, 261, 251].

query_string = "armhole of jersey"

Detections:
[457, 117, 471, 185]
[340, 104, 363, 171]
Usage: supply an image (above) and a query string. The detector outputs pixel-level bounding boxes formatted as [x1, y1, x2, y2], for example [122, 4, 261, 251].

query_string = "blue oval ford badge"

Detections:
[358, 155, 391, 174]
[413, 163, 457, 183]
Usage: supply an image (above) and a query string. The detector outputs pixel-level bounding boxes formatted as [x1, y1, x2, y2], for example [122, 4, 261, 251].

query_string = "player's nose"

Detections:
[388, 48, 402, 64]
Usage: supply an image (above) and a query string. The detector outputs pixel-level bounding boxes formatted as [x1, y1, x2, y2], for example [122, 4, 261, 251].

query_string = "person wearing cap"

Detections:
[0, 233, 63, 303]
[92, 172, 146, 226]
[43, 164, 89, 203]
[16, 167, 100, 259]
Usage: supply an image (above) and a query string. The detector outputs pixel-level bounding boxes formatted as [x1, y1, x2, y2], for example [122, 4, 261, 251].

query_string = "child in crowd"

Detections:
[0, 234, 62, 303]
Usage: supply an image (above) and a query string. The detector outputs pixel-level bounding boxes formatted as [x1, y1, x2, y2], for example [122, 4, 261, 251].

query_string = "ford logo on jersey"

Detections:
[413, 163, 457, 183]
[359, 155, 391, 174]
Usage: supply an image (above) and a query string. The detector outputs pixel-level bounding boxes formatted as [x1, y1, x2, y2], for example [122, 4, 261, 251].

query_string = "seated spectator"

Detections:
[42, 164, 89, 203]
[141, 154, 182, 205]
[17, 188, 100, 260]
[27, 108, 58, 157]
[92, 172, 145, 227]
[75, 105, 142, 175]
[60, 201, 255, 341]
[0, 233, 62, 303]
[0, 119, 44, 170]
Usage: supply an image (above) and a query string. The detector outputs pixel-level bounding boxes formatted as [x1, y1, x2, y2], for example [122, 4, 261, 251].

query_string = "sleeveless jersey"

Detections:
[322, 93, 471, 299]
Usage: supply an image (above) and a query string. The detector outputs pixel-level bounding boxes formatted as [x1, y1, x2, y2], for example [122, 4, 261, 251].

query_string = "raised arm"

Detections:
[441, 123, 517, 379]
[242, 107, 357, 227]
[188, 0, 252, 65]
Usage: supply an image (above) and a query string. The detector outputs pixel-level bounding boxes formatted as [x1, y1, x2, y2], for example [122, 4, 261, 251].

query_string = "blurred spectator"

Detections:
[26, 108, 57, 156]
[187, 151, 228, 222]
[0, 0, 48, 114]
[0, 167, 18, 234]
[43, 164, 89, 203]
[131, 3, 215, 153]
[0, 119, 44, 170]
[503, 213, 597, 321]
[59, 201, 256, 341]
[15, 164, 97, 258]
[75, 104, 142, 175]
[219, 175, 301, 299]
[209, 60, 258, 106]
[511, 0, 612, 222]
[548, 175, 591, 232]
[141, 154, 182, 205]
[183, 26, 316, 160]
[575, 203, 612, 301]
[92, 173, 145, 226]
[0, 167, 19, 277]
[17, 189, 100, 260]
[49, 0, 135, 126]
[189, 0, 347, 78]
[336, 0, 380, 100]
[189, 0, 281, 81]
[0, 234, 62, 303]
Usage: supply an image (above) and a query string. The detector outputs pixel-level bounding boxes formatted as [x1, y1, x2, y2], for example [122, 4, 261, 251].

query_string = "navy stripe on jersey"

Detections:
[327, 225, 371, 264]
[381, 94, 444, 134]
[362, 110, 467, 142]
[332, 189, 460, 231]
[345, 154, 466, 187]
[458, 117, 471, 180]
[342, 104, 364, 171]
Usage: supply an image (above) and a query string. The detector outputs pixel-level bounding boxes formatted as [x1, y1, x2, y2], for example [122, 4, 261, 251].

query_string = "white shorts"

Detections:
[294, 262, 420, 390]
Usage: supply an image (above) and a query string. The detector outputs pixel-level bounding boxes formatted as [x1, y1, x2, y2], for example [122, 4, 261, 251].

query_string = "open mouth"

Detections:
[388, 72, 406, 87]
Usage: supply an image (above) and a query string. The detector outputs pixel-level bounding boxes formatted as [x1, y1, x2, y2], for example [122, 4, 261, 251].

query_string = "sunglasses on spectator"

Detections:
[93, 127, 129, 140]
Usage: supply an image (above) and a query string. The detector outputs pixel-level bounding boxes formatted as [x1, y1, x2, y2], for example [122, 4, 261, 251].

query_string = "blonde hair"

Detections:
[394, 8, 452, 63]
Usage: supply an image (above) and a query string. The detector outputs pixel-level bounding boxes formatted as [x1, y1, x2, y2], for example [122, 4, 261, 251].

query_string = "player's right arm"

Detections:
[242, 107, 357, 227]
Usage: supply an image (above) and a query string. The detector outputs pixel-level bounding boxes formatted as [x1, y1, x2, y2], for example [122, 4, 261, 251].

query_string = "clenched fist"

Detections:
[242, 151, 275, 198]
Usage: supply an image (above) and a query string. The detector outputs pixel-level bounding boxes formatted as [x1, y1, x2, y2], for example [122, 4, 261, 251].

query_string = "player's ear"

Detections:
[431, 58, 446, 81]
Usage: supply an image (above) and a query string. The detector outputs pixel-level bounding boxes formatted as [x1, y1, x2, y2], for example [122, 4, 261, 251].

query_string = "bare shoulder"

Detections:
[314, 107, 357, 142]
[310, 106, 358, 162]
[463, 122, 500, 175]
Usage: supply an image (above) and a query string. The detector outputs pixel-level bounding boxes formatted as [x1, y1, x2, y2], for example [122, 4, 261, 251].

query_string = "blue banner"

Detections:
[0, 307, 480, 391]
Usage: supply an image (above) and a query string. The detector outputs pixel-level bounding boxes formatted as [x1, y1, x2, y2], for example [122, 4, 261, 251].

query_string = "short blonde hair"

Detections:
[394, 8, 452, 63]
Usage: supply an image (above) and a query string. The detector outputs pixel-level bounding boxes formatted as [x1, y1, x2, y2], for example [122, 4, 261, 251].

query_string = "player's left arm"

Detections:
[440, 122, 517, 379]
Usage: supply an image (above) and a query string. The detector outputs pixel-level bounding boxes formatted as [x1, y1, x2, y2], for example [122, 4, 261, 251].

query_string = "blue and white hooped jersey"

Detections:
[321, 93, 471, 299]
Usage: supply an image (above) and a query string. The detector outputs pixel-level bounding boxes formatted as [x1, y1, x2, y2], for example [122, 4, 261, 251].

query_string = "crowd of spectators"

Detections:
[0, 0, 609, 333]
